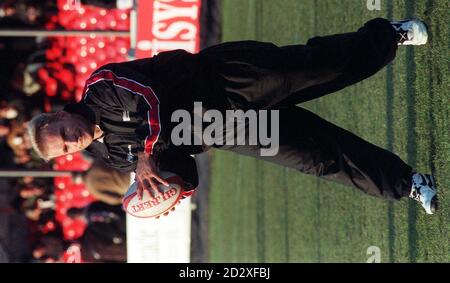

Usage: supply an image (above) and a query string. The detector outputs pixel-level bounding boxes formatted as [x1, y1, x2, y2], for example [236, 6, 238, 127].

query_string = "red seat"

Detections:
[48, 2, 131, 240]
[54, 153, 95, 240]
[45, 78, 58, 97]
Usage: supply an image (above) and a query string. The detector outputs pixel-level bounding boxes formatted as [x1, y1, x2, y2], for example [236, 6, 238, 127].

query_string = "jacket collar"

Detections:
[84, 140, 110, 160]
[63, 102, 101, 126]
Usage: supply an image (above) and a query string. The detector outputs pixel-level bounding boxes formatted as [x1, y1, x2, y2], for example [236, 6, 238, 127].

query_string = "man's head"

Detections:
[27, 111, 95, 161]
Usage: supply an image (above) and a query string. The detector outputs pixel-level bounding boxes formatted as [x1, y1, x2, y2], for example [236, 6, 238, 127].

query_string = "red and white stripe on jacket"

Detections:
[83, 69, 160, 155]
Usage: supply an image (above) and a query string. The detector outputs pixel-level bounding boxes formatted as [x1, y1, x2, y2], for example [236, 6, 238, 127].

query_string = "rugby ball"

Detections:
[122, 171, 184, 218]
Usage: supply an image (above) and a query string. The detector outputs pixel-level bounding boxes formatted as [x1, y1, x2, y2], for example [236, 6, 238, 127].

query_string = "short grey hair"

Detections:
[27, 113, 58, 162]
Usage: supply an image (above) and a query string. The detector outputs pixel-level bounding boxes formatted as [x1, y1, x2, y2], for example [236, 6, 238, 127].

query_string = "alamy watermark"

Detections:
[366, 0, 381, 11]
[366, 246, 381, 263]
[171, 102, 280, 157]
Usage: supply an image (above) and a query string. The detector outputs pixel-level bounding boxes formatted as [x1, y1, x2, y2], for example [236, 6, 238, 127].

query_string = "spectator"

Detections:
[67, 201, 126, 262]
[0, 104, 18, 120]
[5, 120, 32, 164]
[31, 232, 66, 262]
[19, 185, 45, 199]
[0, 0, 57, 27]
[82, 160, 130, 205]
[0, 124, 9, 139]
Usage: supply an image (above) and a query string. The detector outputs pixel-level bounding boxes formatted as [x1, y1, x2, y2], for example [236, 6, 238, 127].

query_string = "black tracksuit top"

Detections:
[63, 49, 214, 178]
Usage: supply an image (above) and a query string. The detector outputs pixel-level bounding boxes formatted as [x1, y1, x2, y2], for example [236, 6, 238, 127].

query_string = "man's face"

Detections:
[41, 111, 95, 159]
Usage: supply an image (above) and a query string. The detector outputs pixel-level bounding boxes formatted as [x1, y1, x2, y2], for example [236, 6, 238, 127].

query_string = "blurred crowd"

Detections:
[0, 0, 132, 263]
[0, 0, 70, 169]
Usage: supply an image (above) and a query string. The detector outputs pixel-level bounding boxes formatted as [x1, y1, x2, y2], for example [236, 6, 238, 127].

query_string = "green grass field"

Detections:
[207, 0, 449, 263]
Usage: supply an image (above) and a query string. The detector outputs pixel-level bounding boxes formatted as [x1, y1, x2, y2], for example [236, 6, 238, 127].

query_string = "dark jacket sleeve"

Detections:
[157, 150, 198, 191]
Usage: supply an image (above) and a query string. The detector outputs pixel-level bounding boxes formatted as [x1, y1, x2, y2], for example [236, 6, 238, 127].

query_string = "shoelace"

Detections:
[398, 30, 409, 42]
[392, 23, 410, 43]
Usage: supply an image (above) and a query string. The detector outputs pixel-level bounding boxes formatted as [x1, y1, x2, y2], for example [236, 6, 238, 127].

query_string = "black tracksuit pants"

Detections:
[197, 18, 413, 200]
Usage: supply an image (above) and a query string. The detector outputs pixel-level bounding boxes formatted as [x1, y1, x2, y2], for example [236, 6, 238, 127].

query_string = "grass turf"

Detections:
[208, 0, 449, 262]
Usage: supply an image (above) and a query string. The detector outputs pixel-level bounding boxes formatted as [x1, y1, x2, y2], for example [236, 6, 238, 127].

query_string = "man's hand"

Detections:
[135, 152, 170, 200]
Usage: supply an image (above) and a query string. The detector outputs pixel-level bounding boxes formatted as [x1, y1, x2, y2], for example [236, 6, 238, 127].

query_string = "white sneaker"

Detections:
[410, 172, 438, 214]
[391, 19, 428, 45]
